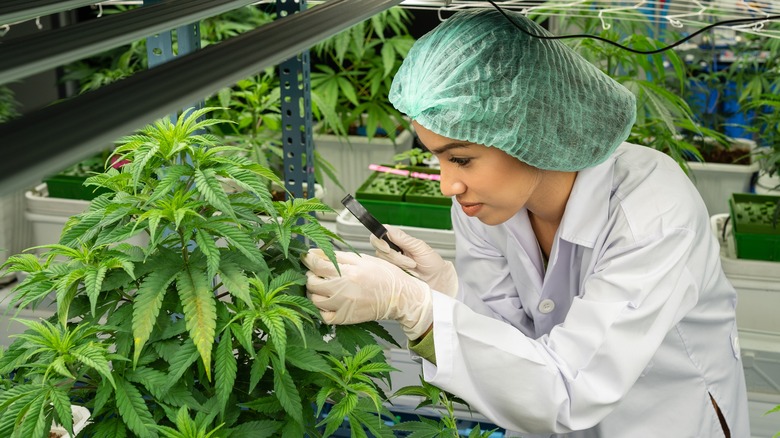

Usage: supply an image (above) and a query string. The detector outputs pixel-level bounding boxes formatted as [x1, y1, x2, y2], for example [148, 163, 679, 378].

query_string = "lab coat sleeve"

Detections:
[422, 224, 700, 434]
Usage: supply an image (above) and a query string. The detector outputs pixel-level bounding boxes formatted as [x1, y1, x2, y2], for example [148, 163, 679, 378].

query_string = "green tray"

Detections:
[355, 166, 451, 229]
[355, 172, 408, 202]
[728, 193, 780, 261]
[405, 179, 451, 206]
[355, 198, 452, 230]
[44, 174, 109, 200]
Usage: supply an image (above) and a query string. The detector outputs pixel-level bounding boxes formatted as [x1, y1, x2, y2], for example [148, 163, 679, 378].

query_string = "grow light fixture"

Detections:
[400, 0, 452, 6]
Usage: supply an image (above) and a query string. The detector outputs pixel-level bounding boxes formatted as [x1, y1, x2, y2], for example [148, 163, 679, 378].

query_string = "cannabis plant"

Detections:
[392, 379, 498, 438]
[537, 8, 724, 168]
[0, 108, 401, 437]
[310, 7, 415, 141]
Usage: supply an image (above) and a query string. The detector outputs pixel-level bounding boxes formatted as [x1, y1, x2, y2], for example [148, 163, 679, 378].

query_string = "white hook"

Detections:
[437, 7, 447, 22]
[97, 3, 104, 18]
[0, 24, 9, 37]
[437, 2, 469, 22]
[35, 17, 42, 30]
[666, 0, 707, 30]
[598, 0, 646, 31]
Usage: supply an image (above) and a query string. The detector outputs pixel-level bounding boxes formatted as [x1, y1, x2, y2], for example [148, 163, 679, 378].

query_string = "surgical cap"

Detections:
[389, 10, 637, 171]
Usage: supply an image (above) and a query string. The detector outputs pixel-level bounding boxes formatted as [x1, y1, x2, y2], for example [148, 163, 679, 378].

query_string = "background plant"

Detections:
[310, 7, 415, 142]
[391, 379, 497, 438]
[0, 84, 20, 123]
[536, 8, 727, 167]
[0, 108, 401, 437]
[63, 5, 341, 195]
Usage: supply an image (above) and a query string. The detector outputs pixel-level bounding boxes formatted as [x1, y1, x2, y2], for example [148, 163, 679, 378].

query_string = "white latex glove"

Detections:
[370, 226, 458, 298]
[302, 249, 433, 340]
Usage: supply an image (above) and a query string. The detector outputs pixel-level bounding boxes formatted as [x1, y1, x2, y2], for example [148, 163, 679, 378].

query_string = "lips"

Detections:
[458, 200, 483, 217]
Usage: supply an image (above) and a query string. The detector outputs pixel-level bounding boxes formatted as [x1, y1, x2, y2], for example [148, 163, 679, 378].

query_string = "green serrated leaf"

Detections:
[195, 229, 220, 280]
[195, 168, 235, 218]
[114, 376, 155, 438]
[215, 327, 238, 416]
[227, 420, 282, 438]
[133, 262, 181, 366]
[204, 220, 264, 265]
[217, 257, 252, 308]
[163, 341, 200, 391]
[49, 386, 73, 438]
[72, 344, 115, 388]
[285, 345, 331, 374]
[177, 265, 217, 381]
[271, 355, 302, 424]
[249, 346, 271, 394]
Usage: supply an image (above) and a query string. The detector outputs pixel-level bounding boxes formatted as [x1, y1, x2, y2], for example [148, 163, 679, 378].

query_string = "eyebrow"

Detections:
[427, 141, 472, 154]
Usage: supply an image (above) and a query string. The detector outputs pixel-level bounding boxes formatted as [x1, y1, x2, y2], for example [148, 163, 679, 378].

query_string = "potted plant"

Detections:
[309, 7, 417, 211]
[543, 9, 762, 215]
[207, 69, 341, 203]
[0, 108, 407, 437]
[743, 93, 780, 195]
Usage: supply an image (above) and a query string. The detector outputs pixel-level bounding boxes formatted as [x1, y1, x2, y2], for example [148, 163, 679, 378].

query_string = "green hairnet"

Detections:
[389, 9, 637, 171]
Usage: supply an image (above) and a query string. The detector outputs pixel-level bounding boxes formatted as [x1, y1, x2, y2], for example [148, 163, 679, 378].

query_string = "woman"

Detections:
[303, 9, 749, 437]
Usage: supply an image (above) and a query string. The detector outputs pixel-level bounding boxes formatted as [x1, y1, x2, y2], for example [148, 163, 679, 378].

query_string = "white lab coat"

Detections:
[422, 143, 750, 437]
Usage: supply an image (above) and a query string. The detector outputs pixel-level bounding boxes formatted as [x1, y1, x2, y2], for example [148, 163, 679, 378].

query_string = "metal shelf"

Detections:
[0, 0, 404, 195]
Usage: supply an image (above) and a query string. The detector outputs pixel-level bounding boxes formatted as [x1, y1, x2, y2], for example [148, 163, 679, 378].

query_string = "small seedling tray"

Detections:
[729, 193, 780, 261]
[43, 174, 108, 200]
[405, 179, 451, 206]
[355, 172, 409, 202]
[355, 165, 452, 230]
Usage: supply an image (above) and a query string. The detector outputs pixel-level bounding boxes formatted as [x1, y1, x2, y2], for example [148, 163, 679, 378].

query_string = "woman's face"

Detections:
[413, 121, 542, 226]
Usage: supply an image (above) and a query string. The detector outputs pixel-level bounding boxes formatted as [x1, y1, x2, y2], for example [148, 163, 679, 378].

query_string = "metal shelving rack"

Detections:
[0, 0, 404, 196]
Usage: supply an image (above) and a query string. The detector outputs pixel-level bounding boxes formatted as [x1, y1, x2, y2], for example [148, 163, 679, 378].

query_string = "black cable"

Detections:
[485, 0, 780, 55]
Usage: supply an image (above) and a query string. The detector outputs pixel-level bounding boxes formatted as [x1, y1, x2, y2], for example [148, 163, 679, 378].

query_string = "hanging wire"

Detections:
[478, 0, 780, 53]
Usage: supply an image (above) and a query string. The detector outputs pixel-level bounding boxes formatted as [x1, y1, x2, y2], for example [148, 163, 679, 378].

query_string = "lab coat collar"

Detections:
[556, 151, 616, 249]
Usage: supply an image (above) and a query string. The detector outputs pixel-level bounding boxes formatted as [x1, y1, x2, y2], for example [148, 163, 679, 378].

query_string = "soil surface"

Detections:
[698, 147, 752, 164]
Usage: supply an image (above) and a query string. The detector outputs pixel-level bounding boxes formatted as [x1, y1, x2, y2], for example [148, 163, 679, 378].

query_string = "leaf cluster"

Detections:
[391, 379, 498, 438]
[62, 6, 275, 94]
[0, 108, 401, 437]
[310, 7, 415, 142]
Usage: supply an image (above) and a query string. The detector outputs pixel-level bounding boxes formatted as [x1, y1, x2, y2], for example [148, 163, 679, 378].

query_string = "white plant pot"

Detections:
[49, 405, 91, 438]
[687, 139, 759, 215]
[755, 172, 780, 195]
[25, 184, 90, 254]
[314, 127, 414, 212]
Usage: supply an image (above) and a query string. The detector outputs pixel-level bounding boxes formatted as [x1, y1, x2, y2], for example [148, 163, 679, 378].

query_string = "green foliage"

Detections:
[62, 5, 274, 93]
[536, 9, 715, 169]
[311, 7, 415, 142]
[64, 4, 342, 193]
[0, 108, 400, 437]
[394, 148, 432, 167]
[0, 85, 20, 123]
[742, 93, 780, 178]
[392, 379, 498, 438]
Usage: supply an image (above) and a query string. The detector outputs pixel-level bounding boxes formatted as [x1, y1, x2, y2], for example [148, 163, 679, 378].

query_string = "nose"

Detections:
[439, 168, 466, 197]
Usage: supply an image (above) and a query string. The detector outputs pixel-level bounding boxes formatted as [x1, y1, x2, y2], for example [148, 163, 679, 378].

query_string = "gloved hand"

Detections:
[302, 249, 433, 340]
[370, 226, 458, 298]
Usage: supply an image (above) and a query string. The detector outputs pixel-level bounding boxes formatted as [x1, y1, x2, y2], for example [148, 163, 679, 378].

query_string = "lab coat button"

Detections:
[539, 299, 555, 314]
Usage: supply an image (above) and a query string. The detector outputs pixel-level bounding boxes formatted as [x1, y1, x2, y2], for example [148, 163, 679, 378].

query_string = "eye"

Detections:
[448, 156, 471, 167]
